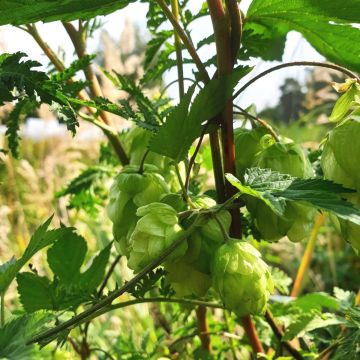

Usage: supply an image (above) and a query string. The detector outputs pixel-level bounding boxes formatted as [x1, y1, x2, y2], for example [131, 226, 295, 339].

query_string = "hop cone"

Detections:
[165, 196, 231, 297]
[128, 203, 187, 272]
[212, 240, 273, 317]
[244, 140, 314, 242]
[321, 119, 360, 252]
[321, 119, 360, 191]
[234, 127, 268, 179]
[107, 165, 169, 256]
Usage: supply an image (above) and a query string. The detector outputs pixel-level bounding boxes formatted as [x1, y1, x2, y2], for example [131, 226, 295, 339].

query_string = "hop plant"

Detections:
[321, 119, 360, 252]
[234, 127, 268, 179]
[122, 126, 184, 192]
[127, 203, 187, 272]
[321, 118, 360, 191]
[107, 165, 169, 256]
[212, 239, 274, 317]
[165, 196, 231, 297]
[123, 126, 164, 168]
[257, 141, 314, 178]
[243, 140, 314, 242]
[165, 260, 212, 297]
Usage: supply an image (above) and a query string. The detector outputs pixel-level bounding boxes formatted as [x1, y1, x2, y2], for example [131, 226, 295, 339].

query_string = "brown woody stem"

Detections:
[208, 0, 264, 354]
[265, 310, 304, 359]
[62, 21, 129, 165]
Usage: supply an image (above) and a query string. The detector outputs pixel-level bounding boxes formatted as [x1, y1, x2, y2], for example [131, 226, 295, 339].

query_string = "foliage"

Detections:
[0, 0, 359, 359]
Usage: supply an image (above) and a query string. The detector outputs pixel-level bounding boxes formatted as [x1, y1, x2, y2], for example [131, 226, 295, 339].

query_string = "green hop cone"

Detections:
[320, 119, 360, 252]
[128, 203, 187, 273]
[212, 239, 274, 317]
[165, 260, 212, 298]
[246, 140, 314, 242]
[247, 199, 314, 242]
[165, 195, 231, 297]
[107, 165, 169, 256]
[257, 141, 313, 178]
[321, 118, 360, 191]
[192, 195, 232, 243]
[234, 127, 268, 179]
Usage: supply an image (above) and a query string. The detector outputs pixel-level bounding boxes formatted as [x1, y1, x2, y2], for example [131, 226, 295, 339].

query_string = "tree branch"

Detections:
[265, 310, 304, 360]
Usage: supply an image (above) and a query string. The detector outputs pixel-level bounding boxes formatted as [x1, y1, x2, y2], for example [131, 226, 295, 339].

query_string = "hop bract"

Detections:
[128, 203, 187, 272]
[257, 141, 313, 179]
[107, 165, 169, 256]
[234, 127, 268, 179]
[165, 196, 231, 297]
[212, 239, 273, 317]
[321, 119, 360, 252]
[244, 140, 314, 242]
[321, 118, 360, 191]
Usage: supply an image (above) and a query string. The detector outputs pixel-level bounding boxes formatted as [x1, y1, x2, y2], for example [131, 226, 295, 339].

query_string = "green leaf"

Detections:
[150, 66, 252, 161]
[56, 166, 113, 197]
[81, 244, 112, 290]
[293, 292, 339, 312]
[0, 1, 135, 26]
[226, 168, 360, 225]
[0, 217, 73, 293]
[50, 55, 96, 83]
[149, 84, 196, 160]
[17, 273, 54, 313]
[0, 52, 50, 105]
[47, 234, 87, 284]
[5, 99, 36, 158]
[283, 312, 345, 341]
[271, 267, 292, 295]
[0, 313, 53, 359]
[246, 0, 360, 73]
[240, 22, 287, 61]
[18, 234, 111, 312]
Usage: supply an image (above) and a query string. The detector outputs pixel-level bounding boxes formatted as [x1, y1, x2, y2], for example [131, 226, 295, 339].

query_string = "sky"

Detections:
[0, 0, 324, 111]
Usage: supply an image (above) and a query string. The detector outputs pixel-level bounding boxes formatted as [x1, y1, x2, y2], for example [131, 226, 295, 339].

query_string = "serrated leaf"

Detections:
[0, 52, 50, 105]
[47, 234, 87, 284]
[226, 168, 360, 225]
[81, 244, 112, 290]
[240, 22, 287, 61]
[5, 99, 36, 158]
[0, 313, 53, 359]
[149, 84, 196, 160]
[50, 55, 96, 83]
[0, 216, 74, 293]
[226, 172, 285, 215]
[17, 273, 54, 313]
[144, 30, 173, 69]
[283, 312, 345, 341]
[0, 1, 135, 25]
[293, 292, 339, 312]
[18, 234, 111, 312]
[271, 267, 292, 295]
[150, 66, 252, 161]
[246, 0, 360, 73]
[56, 166, 113, 197]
